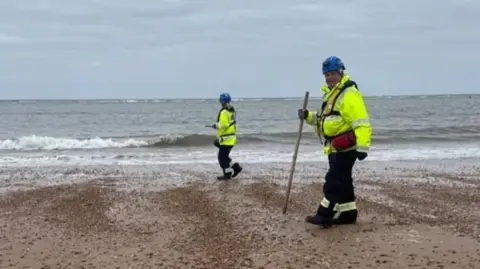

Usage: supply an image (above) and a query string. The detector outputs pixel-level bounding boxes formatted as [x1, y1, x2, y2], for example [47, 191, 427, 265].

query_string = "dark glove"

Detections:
[213, 139, 220, 148]
[297, 109, 308, 120]
[357, 151, 367, 161]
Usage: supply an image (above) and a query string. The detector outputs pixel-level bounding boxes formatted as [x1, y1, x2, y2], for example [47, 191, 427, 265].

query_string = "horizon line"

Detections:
[0, 93, 477, 101]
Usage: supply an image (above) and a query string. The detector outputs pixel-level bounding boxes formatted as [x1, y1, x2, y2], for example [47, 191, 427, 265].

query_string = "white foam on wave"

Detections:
[0, 135, 148, 151]
[1, 142, 480, 167]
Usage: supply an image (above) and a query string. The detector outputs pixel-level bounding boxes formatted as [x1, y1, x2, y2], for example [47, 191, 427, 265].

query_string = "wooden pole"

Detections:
[282, 91, 309, 214]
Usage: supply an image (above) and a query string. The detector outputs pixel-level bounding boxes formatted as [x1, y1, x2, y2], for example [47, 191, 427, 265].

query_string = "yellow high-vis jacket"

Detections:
[305, 73, 372, 155]
[215, 106, 237, 146]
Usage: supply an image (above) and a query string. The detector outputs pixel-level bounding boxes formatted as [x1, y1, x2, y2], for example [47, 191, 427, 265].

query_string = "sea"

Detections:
[1, 94, 479, 169]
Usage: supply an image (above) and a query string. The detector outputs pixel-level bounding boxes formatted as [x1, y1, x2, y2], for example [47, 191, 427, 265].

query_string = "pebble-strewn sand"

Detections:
[0, 163, 479, 269]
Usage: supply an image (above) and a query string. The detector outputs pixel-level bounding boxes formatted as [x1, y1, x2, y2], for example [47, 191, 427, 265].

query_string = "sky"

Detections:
[0, 0, 479, 99]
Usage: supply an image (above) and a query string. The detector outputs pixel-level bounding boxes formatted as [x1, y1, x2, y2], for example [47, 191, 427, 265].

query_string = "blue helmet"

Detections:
[219, 92, 231, 104]
[322, 56, 346, 74]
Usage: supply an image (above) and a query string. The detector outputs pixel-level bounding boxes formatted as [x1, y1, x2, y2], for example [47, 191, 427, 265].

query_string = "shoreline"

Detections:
[1, 161, 479, 268]
[2, 143, 480, 168]
[1, 158, 479, 192]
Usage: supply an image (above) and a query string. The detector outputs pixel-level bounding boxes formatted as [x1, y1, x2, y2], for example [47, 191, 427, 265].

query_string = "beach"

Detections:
[0, 95, 480, 269]
[2, 0, 480, 266]
[1, 160, 479, 269]
[0, 97, 479, 268]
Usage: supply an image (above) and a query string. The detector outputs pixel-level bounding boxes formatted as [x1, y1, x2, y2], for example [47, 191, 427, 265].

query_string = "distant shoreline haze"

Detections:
[0, 93, 478, 102]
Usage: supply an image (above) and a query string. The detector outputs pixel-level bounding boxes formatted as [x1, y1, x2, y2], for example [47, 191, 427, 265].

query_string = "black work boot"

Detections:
[231, 163, 243, 178]
[217, 170, 232, 180]
[331, 210, 358, 225]
[305, 214, 333, 228]
[305, 205, 334, 228]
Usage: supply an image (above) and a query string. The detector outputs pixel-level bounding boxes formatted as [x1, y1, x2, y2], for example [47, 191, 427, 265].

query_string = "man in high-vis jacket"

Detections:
[209, 92, 243, 180]
[298, 56, 372, 228]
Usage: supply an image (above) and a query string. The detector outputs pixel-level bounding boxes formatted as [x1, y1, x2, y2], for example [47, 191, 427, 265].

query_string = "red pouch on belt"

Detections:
[331, 131, 356, 151]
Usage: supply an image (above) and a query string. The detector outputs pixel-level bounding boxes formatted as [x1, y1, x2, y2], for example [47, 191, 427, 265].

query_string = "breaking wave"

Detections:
[1, 125, 479, 151]
[0, 134, 266, 151]
[0, 135, 148, 151]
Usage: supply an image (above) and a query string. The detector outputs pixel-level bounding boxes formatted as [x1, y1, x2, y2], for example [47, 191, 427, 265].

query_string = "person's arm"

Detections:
[339, 90, 372, 154]
[215, 110, 234, 131]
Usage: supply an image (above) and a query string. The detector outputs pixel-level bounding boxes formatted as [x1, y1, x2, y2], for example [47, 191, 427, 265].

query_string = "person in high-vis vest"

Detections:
[208, 93, 243, 180]
[298, 56, 372, 228]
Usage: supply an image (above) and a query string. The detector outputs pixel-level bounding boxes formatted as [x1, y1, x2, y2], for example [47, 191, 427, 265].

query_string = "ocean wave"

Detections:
[0, 135, 149, 151]
[0, 134, 265, 151]
[1, 126, 479, 151]
[2, 144, 480, 168]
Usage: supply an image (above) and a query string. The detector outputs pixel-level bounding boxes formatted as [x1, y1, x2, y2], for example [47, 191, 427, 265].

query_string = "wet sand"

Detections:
[0, 166, 479, 268]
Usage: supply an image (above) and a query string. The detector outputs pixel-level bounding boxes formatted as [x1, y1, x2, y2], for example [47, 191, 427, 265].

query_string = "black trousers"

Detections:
[321, 150, 358, 213]
[217, 145, 233, 169]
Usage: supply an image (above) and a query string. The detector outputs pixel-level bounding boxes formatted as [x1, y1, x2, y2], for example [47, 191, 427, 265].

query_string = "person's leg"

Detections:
[229, 145, 243, 177]
[331, 150, 358, 224]
[305, 153, 339, 227]
[306, 150, 358, 227]
[217, 145, 233, 180]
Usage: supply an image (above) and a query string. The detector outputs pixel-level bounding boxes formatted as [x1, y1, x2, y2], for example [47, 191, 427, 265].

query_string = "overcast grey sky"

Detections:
[0, 0, 479, 99]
